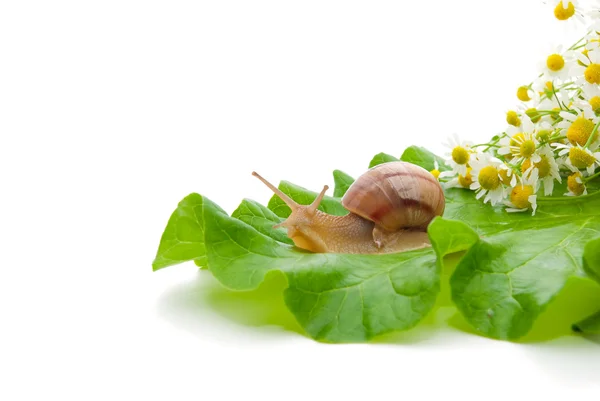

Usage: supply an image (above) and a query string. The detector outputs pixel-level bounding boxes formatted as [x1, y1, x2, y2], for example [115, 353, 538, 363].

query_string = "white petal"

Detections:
[506, 207, 527, 213]
[590, 49, 600, 64]
[560, 111, 576, 122]
[522, 117, 534, 132]
[544, 177, 554, 196]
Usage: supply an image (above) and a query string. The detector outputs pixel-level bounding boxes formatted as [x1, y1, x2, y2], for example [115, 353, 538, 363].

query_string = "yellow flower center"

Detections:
[585, 63, 600, 84]
[536, 129, 552, 141]
[590, 96, 600, 113]
[478, 166, 500, 190]
[554, 2, 575, 20]
[510, 133, 525, 147]
[519, 139, 536, 158]
[451, 146, 470, 165]
[517, 86, 531, 102]
[566, 116, 597, 146]
[430, 169, 440, 179]
[499, 169, 512, 186]
[569, 147, 596, 168]
[510, 185, 535, 209]
[567, 172, 585, 195]
[536, 156, 551, 178]
[526, 108, 541, 123]
[540, 81, 555, 98]
[458, 168, 473, 188]
[546, 54, 565, 71]
[521, 156, 551, 178]
[506, 110, 521, 127]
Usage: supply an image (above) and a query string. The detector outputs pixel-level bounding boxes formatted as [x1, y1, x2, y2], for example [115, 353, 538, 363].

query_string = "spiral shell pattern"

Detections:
[342, 161, 445, 231]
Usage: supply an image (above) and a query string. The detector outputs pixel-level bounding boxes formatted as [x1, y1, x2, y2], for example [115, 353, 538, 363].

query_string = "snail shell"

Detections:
[342, 161, 445, 231]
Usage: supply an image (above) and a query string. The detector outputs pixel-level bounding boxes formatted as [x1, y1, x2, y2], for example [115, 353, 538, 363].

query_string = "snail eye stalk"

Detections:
[252, 171, 298, 211]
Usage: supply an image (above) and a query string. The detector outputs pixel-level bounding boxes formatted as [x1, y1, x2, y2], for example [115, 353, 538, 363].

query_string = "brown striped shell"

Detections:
[341, 161, 445, 231]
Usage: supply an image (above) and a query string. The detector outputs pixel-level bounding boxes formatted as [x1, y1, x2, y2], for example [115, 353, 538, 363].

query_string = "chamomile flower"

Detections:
[566, 171, 588, 195]
[577, 84, 600, 114]
[540, 45, 576, 81]
[442, 165, 475, 189]
[534, 82, 570, 110]
[504, 169, 540, 215]
[435, 4, 600, 213]
[469, 154, 507, 206]
[430, 160, 441, 180]
[516, 85, 538, 103]
[505, 112, 535, 136]
[498, 132, 541, 164]
[443, 134, 473, 176]
[554, 142, 600, 173]
[549, 0, 586, 26]
[532, 120, 557, 143]
[571, 49, 600, 91]
[556, 107, 600, 147]
[498, 164, 518, 187]
[521, 145, 562, 195]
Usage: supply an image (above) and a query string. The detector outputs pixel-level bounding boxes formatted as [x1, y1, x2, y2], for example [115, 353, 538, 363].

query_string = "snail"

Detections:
[252, 161, 445, 254]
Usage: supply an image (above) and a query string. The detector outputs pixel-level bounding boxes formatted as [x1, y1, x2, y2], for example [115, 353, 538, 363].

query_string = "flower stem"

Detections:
[584, 171, 600, 182]
[584, 119, 600, 148]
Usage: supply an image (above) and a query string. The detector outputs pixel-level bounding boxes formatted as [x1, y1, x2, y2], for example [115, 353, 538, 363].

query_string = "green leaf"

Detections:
[400, 145, 450, 171]
[332, 170, 355, 197]
[429, 188, 600, 340]
[573, 310, 600, 335]
[282, 249, 439, 342]
[152, 194, 225, 271]
[368, 152, 399, 168]
[583, 237, 600, 284]
[231, 199, 293, 245]
[267, 180, 348, 218]
[154, 148, 600, 342]
[202, 196, 440, 342]
[428, 217, 480, 257]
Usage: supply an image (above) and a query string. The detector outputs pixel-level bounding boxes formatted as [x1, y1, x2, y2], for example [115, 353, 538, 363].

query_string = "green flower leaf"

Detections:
[231, 199, 293, 245]
[152, 194, 224, 271]
[332, 170, 355, 197]
[583, 237, 600, 284]
[428, 217, 480, 258]
[368, 152, 399, 168]
[400, 145, 450, 172]
[573, 310, 600, 335]
[431, 188, 600, 340]
[283, 249, 438, 342]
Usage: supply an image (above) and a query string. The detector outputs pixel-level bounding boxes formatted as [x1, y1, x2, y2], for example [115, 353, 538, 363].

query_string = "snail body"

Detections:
[252, 161, 445, 254]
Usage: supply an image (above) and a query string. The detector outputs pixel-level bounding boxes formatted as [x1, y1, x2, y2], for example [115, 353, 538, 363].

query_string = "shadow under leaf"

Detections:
[520, 276, 600, 343]
[157, 258, 600, 345]
[157, 269, 305, 339]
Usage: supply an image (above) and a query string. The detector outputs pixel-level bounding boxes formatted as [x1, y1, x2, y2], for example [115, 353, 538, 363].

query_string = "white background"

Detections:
[1, 0, 599, 399]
